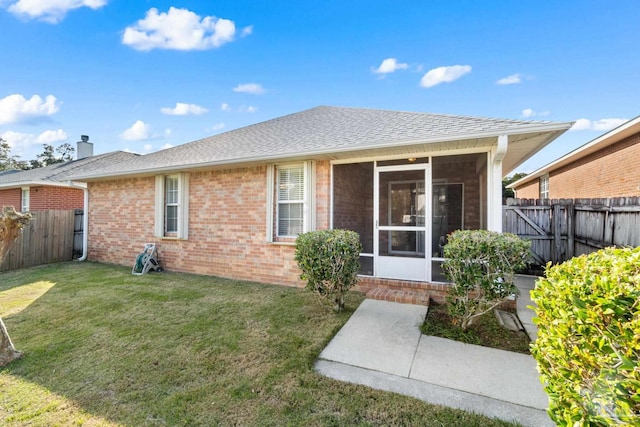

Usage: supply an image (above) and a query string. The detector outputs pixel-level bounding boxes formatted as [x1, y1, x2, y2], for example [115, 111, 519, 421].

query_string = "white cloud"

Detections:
[160, 102, 208, 116]
[233, 83, 265, 95]
[207, 122, 225, 132]
[522, 108, 534, 118]
[37, 129, 68, 143]
[121, 120, 151, 141]
[0, 94, 61, 125]
[220, 103, 231, 111]
[420, 65, 472, 88]
[571, 118, 628, 131]
[143, 144, 153, 151]
[122, 7, 237, 51]
[239, 105, 257, 113]
[0, 129, 67, 155]
[241, 25, 253, 37]
[497, 73, 522, 85]
[373, 58, 409, 74]
[6, 0, 106, 23]
[522, 109, 550, 118]
[161, 143, 173, 150]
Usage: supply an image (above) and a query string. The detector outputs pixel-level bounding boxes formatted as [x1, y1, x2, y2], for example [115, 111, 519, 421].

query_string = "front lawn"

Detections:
[1, 262, 517, 426]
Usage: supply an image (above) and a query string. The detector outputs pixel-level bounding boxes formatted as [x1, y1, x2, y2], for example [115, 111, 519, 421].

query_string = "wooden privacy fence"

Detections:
[503, 197, 640, 266]
[1, 209, 82, 272]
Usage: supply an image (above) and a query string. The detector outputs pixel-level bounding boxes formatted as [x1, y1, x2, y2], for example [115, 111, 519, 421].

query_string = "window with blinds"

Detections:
[165, 176, 179, 233]
[539, 175, 549, 199]
[21, 187, 29, 212]
[277, 165, 305, 236]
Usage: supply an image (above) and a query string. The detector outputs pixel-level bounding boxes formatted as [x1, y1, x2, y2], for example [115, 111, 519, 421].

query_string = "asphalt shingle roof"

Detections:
[69, 106, 571, 180]
[0, 151, 139, 186]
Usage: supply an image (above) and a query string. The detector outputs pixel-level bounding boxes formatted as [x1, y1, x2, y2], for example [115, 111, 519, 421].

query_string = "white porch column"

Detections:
[488, 134, 508, 232]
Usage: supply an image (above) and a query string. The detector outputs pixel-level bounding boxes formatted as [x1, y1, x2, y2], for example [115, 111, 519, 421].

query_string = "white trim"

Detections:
[154, 176, 164, 238]
[265, 164, 275, 242]
[20, 187, 29, 212]
[154, 173, 189, 239]
[330, 146, 495, 166]
[0, 181, 87, 190]
[374, 162, 430, 281]
[269, 161, 315, 240]
[179, 172, 189, 239]
[539, 174, 550, 199]
[487, 145, 505, 232]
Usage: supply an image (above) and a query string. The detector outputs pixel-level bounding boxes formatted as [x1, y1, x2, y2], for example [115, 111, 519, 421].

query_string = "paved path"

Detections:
[315, 276, 552, 427]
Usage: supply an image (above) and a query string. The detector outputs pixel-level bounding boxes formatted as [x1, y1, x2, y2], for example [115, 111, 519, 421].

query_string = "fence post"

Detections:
[553, 204, 563, 263]
[566, 204, 575, 259]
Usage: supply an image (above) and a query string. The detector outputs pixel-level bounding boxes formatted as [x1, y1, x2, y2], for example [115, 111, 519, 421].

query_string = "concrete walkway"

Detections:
[315, 275, 552, 427]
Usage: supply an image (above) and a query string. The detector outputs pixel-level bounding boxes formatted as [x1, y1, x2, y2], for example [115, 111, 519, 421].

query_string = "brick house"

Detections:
[0, 138, 138, 212]
[509, 115, 640, 199]
[71, 106, 571, 299]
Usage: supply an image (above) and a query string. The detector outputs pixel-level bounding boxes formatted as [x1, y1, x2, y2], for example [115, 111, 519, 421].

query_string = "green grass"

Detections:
[421, 302, 531, 354]
[1, 262, 519, 426]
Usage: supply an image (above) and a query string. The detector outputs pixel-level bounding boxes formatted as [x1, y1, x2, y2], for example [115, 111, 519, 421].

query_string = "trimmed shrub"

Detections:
[442, 230, 530, 330]
[295, 229, 362, 312]
[531, 247, 640, 426]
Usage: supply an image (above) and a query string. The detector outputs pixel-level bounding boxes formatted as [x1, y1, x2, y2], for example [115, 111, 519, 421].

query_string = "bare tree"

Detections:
[0, 206, 32, 366]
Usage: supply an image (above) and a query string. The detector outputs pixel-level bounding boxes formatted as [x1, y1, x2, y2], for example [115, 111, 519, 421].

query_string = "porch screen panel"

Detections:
[378, 171, 426, 258]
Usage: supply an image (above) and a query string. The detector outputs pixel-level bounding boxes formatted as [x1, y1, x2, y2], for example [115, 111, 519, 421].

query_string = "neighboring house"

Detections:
[0, 138, 139, 212]
[509, 115, 640, 199]
[70, 106, 571, 298]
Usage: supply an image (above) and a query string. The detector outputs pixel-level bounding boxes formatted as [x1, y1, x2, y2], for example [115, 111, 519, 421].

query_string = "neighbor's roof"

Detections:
[0, 151, 139, 189]
[509, 115, 640, 189]
[70, 106, 573, 180]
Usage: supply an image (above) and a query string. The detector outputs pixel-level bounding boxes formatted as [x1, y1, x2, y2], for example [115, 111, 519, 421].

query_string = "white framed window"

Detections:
[21, 187, 29, 212]
[266, 162, 315, 241]
[539, 175, 549, 199]
[165, 176, 179, 233]
[155, 173, 189, 239]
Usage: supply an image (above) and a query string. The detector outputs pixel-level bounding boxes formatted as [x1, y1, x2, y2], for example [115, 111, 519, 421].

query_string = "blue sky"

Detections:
[1, 1, 638, 174]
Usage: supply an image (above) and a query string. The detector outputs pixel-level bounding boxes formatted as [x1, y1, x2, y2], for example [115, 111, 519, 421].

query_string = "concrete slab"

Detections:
[316, 359, 554, 427]
[318, 299, 427, 377]
[316, 298, 553, 426]
[410, 336, 549, 410]
[515, 274, 540, 342]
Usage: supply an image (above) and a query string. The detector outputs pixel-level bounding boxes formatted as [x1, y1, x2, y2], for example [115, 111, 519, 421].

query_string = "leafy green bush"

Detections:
[442, 230, 530, 330]
[294, 229, 362, 312]
[531, 247, 640, 426]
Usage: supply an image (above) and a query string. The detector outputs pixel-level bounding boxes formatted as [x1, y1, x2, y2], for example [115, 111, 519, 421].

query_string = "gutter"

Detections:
[67, 181, 88, 262]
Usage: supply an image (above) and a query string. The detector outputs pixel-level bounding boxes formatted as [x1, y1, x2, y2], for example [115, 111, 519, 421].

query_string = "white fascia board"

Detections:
[0, 181, 84, 190]
[508, 116, 640, 189]
[71, 121, 574, 181]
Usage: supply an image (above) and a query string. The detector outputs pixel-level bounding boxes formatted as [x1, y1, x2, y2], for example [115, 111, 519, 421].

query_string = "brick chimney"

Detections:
[77, 135, 94, 160]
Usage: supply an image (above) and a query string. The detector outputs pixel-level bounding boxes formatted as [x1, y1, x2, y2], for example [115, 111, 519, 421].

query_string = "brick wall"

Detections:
[549, 133, 640, 198]
[0, 188, 21, 210]
[514, 180, 539, 199]
[515, 132, 640, 199]
[30, 186, 84, 210]
[88, 161, 331, 287]
[0, 186, 83, 211]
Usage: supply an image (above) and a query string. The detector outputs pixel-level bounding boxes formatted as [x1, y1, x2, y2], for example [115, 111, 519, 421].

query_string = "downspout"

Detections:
[68, 181, 89, 261]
